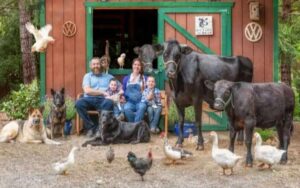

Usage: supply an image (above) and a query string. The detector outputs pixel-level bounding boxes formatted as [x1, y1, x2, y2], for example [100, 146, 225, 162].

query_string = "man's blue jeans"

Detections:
[147, 106, 162, 129]
[124, 102, 147, 122]
[75, 96, 113, 131]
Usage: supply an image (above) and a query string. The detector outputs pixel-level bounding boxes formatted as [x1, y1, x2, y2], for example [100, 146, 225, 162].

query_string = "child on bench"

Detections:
[141, 76, 162, 134]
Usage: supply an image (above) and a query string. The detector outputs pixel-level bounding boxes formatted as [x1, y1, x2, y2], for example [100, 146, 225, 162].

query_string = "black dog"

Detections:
[82, 111, 150, 147]
[46, 88, 66, 139]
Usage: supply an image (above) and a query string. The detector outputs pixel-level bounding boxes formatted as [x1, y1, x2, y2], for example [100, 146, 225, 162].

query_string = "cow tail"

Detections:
[237, 56, 253, 82]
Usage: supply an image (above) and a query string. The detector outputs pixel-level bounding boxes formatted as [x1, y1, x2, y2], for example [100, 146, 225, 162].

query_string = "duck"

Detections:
[106, 145, 115, 164]
[25, 22, 55, 52]
[253, 132, 286, 169]
[52, 146, 79, 175]
[210, 131, 242, 175]
[163, 138, 193, 164]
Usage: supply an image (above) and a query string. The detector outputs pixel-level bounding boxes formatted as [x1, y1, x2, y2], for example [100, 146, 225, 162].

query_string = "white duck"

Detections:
[163, 138, 193, 164]
[210, 131, 242, 175]
[25, 22, 55, 52]
[52, 146, 79, 175]
[254, 132, 286, 169]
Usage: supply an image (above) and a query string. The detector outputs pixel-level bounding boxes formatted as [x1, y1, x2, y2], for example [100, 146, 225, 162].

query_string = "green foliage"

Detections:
[0, 79, 40, 119]
[0, 7, 22, 94]
[168, 100, 195, 126]
[256, 128, 275, 142]
[293, 87, 300, 121]
[43, 96, 76, 121]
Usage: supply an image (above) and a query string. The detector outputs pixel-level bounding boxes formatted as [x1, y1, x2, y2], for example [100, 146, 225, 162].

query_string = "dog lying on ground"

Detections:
[82, 110, 150, 147]
[46, 88, 66, 139]
[0, 107, 60, 145]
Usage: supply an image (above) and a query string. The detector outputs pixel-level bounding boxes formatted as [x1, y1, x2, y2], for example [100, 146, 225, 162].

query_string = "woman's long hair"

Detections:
[132, 58, 145, 91]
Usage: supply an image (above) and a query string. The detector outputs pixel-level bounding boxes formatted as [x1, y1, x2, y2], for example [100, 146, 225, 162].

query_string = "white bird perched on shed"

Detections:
[52, 146, 79, 175]
[25, 22, 55, 52]
[117, 53, 126, 69]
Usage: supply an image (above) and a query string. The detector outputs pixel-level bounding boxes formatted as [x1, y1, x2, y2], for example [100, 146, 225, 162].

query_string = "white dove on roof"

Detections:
[25, 22, 55, 53]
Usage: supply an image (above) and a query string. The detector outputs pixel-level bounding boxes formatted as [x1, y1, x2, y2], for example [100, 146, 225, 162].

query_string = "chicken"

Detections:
[25, 22, 55, 53]
[210, 131, 242, 175]
[127, 149, 152, 181]
[117, 53, 126, 69]
[52, 146, 79, 175]
[254, 132, 286, 169]
[106, 146, 115, 164]
[163, 138, 193, 164]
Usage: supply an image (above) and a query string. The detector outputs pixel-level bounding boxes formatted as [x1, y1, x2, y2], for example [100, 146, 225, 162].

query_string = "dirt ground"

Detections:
[0, 123, 300, 188]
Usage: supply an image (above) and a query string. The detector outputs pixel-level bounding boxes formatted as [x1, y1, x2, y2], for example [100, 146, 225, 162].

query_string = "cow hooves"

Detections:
[196, 145, 204, 151]
[237, 141, 243, 145]
[175, 144, 183, 148]
[245, 163, 253, 168]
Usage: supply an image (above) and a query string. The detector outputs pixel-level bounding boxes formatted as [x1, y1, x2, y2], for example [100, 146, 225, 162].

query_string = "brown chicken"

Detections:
[106, 146, 115, 164]
[127, 148, 152, 181]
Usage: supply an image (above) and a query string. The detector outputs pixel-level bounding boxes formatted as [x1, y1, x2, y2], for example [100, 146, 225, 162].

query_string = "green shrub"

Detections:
[43, 96, 76, 121]
[168, 100, 195, 126]
[256, 128, 275, 142]
[0, 79, 40, 119]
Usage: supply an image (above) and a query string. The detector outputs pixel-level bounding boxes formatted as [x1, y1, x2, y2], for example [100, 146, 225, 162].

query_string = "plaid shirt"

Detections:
[141, 88, 161, 106]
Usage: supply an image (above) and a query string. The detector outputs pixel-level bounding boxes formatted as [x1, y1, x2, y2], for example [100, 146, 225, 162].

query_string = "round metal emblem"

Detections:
[244, 22, 263, 42]
[62, 21, 77, 37]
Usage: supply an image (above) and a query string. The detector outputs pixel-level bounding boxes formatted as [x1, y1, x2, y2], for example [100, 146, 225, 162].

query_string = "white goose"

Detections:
[52, 146, 79, 175]
[254, 132, 286, 169]
[163, 138, 193, 164]
[210, 131, 242, 175]
[25, 22, 55, 52]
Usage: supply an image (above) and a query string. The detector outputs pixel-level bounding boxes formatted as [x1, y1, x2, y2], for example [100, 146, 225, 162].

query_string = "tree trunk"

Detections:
[19, 0, 36, 84]
[280, 54, 292, 86]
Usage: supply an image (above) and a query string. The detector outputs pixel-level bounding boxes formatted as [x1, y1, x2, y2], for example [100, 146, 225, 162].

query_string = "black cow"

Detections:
[133, 44, 163, 73]
[156, 40, 253, 150]
[205, 80, 295, 166]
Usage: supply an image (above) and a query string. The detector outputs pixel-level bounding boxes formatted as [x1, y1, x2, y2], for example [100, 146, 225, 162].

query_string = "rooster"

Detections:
[106, 146, 115, 164]
[127, 149, 152, 181]
[25, 22, 55, 52]
[52, 146, 79, 175]
[117, 53, 126, 69]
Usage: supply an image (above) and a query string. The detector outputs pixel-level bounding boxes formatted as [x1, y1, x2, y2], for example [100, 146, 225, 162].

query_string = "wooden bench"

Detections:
[75, 91, 168, 135]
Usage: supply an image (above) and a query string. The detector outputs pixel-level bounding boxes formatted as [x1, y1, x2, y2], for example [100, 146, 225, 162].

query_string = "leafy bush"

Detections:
[43, 96, 76, 121]
[0, 79, 40, 119]
[256, 128, 275, 142]
[168, 100, 195, 126]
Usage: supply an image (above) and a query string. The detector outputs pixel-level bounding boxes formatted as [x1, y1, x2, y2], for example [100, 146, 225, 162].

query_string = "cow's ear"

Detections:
[204, 80, 215, 90]
[153, 44, 164, 56]
[50, 89, 55, 96]
[133, 46, 140, 55]
[60, 87, 65, 95]
[180, 46, 193, 55]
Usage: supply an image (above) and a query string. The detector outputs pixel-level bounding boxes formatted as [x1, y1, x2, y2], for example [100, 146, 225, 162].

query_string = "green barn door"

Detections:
[158, 5, 233, 131]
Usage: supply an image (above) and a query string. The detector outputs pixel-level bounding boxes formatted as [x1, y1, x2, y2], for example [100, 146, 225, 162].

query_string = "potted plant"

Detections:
[168, 100, 196, 138]
[43, 96, 76, 135]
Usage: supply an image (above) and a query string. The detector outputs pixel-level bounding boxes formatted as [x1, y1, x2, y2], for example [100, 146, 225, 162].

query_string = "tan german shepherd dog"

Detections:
[0, 108, 60, 145]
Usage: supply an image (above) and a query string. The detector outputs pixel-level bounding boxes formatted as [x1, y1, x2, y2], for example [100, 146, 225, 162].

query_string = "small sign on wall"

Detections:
[195, 16, 213, 35]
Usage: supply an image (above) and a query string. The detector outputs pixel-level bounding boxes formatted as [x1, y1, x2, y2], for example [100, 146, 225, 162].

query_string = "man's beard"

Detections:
[92, 67, 101, 74]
